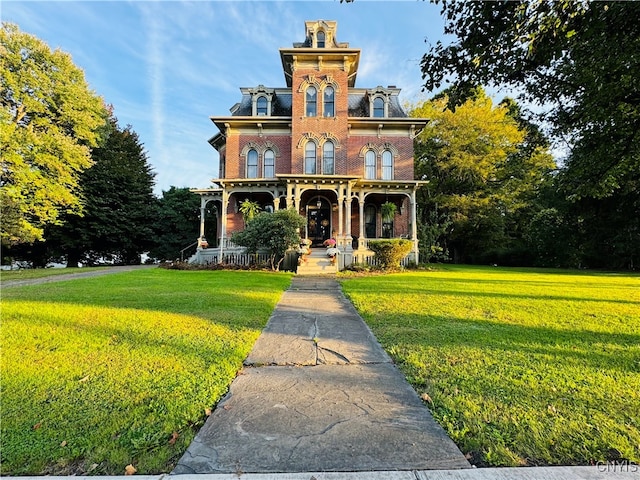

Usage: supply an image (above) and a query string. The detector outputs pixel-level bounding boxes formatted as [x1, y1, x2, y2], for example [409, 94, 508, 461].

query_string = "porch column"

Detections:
[358, 190, 366, 250]
[219, 189, 229, 263]
[286, 182, 294, 209]
[345, 183, 352, 239]
[337, 184, 344, 238]
[411, 188, 419, 263]
[294, 183, 302, 212]
[199, 197, 207, 241]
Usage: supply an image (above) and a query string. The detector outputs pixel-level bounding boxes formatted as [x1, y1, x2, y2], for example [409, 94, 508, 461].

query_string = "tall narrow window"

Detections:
[323, 86, 334, 117]
[247, 149, 258, 178]
[256, 96, 267, 116]
[364, 150, 376, 179]
[306, 86, 317, 117]
[317, 31, 325, 48]
[373, 97, 384, 118]
[382, 150, 393, 180]
[264, 149, 275, 178]
[323, 141, 335, 175]
[305, 141, 316, 174]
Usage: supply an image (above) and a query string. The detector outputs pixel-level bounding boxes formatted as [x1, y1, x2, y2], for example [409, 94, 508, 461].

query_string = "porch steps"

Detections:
[297, 248, 338, 275]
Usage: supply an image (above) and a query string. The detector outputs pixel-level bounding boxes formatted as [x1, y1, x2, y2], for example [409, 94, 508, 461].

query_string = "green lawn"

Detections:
[340, 265, 640, 467]
[0, 268, 292, 475]
[0, 266, 107, 282]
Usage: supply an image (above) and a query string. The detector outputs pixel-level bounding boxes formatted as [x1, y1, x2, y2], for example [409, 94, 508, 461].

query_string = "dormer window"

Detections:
[256, 96, 268, 116]
[248, 86, 274, 116]
[373, 97, 385, 118]
[306, 86, 317, 117]
[317, 31, 325, 48]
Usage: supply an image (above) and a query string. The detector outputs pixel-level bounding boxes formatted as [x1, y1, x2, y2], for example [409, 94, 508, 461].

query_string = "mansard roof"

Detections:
[227, 88, 408, 118]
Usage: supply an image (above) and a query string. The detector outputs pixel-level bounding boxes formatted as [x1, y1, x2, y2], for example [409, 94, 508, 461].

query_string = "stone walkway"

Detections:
[173, 276, 470, 474]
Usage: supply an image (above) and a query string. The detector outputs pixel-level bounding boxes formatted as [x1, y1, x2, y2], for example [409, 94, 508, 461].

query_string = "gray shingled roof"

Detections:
[230, 91, 407, 118]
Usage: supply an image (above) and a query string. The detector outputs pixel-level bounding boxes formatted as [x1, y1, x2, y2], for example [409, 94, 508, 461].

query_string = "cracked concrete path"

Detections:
[173, 277, 470, 475]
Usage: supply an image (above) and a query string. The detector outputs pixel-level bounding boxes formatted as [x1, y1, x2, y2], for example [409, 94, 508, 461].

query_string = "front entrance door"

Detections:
[307, 207, 331, 246]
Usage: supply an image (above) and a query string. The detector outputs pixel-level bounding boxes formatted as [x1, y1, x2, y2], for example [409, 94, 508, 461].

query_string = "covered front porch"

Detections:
[190, 175, 427, 269]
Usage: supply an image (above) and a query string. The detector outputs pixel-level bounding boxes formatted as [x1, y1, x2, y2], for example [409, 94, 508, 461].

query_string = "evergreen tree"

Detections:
[48, 116, 156, 266]
[149, 187, 207, 261]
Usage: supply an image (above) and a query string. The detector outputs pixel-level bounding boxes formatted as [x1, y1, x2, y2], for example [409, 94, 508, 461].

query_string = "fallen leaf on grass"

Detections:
[33, 422, 42, 430]
[420, 393, 433, 404]
[169, 431, 179, 445]
[124, 464, 137, 475]
[79, 375, 90, 383]
[205, 408, 212, 416]
[60, 440, 67, 447]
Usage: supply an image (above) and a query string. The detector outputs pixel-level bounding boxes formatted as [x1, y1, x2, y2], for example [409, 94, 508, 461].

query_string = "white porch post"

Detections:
[358, 190, 366, 250]
[337, 184, 344, 239]
[286, 182, 294, 209]
[411, 188, 419, 263]
[219, 189, 229, 263]
[199, 198, 207, 240]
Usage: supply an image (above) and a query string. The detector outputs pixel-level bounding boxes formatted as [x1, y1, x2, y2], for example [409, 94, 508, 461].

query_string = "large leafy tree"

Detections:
[421, 1, 639, 199]
[232, 209, 306, 271]
[0, 23, 108, 246]
[411, 90, 555, 264]
[48, 116, 156, 266]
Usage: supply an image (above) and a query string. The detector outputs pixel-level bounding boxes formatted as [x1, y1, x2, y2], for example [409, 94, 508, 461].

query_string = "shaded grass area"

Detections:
[1, 268, 292, 475]
[340, 265, 640, 467]
[0, 267, 107, 282]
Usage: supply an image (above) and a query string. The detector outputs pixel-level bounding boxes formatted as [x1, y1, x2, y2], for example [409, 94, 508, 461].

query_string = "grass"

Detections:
[340, 265, 640, 467]
[0, 268, 292, 475]
[0, 266, 107, 282]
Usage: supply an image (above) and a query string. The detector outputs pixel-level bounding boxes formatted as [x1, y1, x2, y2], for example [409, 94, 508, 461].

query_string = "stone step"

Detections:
[297, 248, 338, 275]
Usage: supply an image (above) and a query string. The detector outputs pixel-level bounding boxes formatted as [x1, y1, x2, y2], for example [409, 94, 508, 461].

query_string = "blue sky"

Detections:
[2, 1, 449, 195]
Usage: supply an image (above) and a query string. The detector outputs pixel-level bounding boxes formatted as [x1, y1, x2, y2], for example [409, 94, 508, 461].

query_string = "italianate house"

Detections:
[192, 20, 428, 269]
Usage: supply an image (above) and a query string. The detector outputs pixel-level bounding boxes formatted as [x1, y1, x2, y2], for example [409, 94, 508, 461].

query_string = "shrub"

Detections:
[368, 239, 413, 269]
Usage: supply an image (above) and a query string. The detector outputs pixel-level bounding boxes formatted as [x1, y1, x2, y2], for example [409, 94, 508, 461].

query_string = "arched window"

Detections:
[305, 141, 316, 174]
[317, 31, 325, 48]
[364, 150, 376, 179]
[306, 86, 317, 117]
[256, 96, 267, 116]
[323, 141, 335, 175]
[264, 149, 275, 178]
[382, 150, 393, 180]
[373, 97, 384, 118]
[323, 86, 334, 117]
[247, 149, 258, 178]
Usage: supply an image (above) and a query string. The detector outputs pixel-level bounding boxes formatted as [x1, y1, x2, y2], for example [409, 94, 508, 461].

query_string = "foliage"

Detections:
[341, 266, 640, 467]
[421, 1, 639, 201]
[232, 208, 306, 270]
[367, 239, 413, 270]
[46, 115, 157, 266]
[380, 202, 397, 223]
[238, 198, 261, 225]
[148, 187, 203, 261]
[0, 23, 109, 246]
[411, 91, 554, 264]
[0, 268, 292, 475]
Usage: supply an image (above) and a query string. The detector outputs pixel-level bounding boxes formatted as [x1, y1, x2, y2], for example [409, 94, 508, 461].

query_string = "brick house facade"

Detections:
[192, 20, 428, 267]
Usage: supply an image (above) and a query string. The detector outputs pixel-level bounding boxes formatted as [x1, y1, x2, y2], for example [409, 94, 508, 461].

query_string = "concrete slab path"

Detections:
[173, 276, 471, 474]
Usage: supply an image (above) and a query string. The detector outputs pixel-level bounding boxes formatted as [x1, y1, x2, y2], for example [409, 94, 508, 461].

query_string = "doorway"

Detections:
[307, 198, 331, 246]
